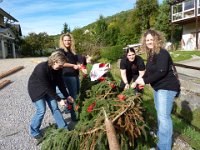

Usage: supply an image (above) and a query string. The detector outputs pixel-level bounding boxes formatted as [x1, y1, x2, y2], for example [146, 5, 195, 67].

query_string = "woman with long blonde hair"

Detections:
[57, 33, 87, 121]
[135, 29, 180, 150]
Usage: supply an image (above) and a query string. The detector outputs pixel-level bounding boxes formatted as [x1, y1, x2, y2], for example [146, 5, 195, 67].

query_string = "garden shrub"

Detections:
[100, 45, 124, 63]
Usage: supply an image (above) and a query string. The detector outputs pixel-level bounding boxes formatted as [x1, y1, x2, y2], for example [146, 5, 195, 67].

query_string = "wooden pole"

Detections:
[103, 108, 120, 150]
[0, 66, 24, 79]
[195, 0, 199, 50]
[0, 80, 11, 89]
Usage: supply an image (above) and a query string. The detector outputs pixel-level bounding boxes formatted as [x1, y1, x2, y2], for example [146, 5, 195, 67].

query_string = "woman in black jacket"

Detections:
[28, 51, 74, 139]
[135, 29, 180, 150]
[58, 33, 87, 121]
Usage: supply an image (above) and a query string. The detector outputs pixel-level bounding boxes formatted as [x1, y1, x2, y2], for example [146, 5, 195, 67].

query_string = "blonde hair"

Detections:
[140, 29, 165, 58]
[48, 51, 67, 66]
[59, 33, 76, 55]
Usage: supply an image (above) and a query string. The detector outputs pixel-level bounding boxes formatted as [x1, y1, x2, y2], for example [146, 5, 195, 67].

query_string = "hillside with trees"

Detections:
[20, 0, 182, 59]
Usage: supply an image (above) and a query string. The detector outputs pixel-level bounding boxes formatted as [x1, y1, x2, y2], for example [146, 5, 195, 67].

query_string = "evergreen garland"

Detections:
[41, 75, 150, 150]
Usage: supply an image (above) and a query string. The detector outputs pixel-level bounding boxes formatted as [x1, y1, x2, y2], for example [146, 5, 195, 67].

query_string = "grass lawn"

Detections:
[138, 50, 200, 62]
[170, 51, 200, 62]
[107, 50, 200, 149]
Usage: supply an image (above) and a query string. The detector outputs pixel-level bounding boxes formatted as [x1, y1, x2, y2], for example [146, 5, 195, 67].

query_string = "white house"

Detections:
[0, 8, 22, 58]
[169, 0, 200, 50]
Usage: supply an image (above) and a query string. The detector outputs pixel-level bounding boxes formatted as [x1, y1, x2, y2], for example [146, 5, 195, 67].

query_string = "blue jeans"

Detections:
[30, 95, 68, 137]
[56, 85, 77, 121]
[63, 76, 80, 99]
[153, 90, 177, 150]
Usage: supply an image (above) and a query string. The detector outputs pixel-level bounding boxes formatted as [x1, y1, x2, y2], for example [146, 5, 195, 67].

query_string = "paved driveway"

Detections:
[175, 57, 200, 79]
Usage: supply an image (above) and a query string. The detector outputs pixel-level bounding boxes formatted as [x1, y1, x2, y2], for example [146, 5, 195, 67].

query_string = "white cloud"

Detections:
[1, 0, 136, 35]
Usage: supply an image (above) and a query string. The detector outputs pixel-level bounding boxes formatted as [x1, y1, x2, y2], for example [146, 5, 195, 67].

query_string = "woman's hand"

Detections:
[67, 96, 74, 103]
[130, 82, 137, 88]
[135, 77, 145, 85]
[86, 55, 92, 64]
[58, 99, 66, 106]
[73, 64, 80, 70]
[124, 83, 130, 90]
[79, 64, 87, 74]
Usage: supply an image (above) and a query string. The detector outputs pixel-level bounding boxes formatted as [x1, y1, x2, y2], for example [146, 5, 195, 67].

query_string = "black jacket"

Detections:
[143, 49, 180, 91]
[120, 55, 145, 81]
[58, 48, 86, 76]
[28, 61, 69, 102]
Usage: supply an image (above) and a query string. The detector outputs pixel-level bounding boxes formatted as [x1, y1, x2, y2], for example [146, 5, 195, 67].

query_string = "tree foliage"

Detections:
[61, 22, 71, 34]
[154, 0, 182, 42]
[135, 0, 159, 30]
[20, 1, 183, 57]
[94, 15, 108, 47]
[21, 32, 55, 56]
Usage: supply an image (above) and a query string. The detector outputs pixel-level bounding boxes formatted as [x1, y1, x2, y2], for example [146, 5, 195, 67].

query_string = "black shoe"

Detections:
[34, 134, 43, 145]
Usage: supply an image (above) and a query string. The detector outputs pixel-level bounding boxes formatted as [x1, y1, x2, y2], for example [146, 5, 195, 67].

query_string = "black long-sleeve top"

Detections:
[120, 55, 145, 81]
[58, 49, 87, 76]
[28, 61, 69, 102]
[143, 49, 180, 91]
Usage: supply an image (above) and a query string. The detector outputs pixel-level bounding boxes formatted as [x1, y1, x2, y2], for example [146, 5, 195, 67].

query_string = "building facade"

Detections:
[170, 0, 200, 50]
[0, 8, 22, 58]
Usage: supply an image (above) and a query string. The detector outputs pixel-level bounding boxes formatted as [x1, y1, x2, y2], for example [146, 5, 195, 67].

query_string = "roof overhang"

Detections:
[167, 0, 185, 5]
[0, 8, 18, 22]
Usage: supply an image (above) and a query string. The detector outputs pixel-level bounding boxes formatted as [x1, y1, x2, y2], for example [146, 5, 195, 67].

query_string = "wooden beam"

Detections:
[0, 80, 11, 89]
[0, 66, 24, 79]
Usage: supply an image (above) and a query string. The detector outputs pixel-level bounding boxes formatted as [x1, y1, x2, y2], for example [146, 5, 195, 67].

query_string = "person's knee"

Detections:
[36, 108, 46, 117]
[51, 104, 60, 112]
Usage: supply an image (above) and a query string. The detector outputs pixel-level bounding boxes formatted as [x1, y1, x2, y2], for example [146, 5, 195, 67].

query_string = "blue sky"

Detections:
[1, 0, 162, 36]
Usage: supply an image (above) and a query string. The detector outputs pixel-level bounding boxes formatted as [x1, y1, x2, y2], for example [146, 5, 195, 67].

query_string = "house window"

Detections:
[184, 0, 194, 11]
[173, 4, 182, 14]
[184, 9, 194, 18]
[172, 4, 183, 21]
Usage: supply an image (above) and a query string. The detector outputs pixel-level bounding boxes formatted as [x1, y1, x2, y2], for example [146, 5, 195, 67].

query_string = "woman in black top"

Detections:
[28, 51, 74, 139]
[58, 33, 87, 121]
[136, 29, 180, 150]
[120, 47, 145, 93]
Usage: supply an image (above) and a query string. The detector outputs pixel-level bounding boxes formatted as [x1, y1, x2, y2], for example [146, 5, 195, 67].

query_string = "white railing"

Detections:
[171, 0, 200, 22]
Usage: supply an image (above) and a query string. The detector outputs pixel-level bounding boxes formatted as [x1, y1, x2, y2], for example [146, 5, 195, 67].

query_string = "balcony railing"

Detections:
[171, 0, 200, 22]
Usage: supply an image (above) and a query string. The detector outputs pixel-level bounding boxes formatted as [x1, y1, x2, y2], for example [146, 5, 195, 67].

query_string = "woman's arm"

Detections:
[120, 69, 129, 89]
[139, 70, 145, 78]
[63, 62, 79, 69]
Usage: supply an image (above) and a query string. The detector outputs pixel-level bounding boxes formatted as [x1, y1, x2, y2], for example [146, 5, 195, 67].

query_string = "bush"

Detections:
[100, 45, 124, 62]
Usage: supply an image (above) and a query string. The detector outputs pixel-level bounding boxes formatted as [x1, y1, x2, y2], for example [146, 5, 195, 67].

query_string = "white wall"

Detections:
[182, 22, 200, 50]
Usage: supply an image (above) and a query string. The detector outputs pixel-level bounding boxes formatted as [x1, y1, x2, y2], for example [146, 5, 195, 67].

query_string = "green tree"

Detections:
[95, 15, 108, 46]
[135, 0, 158, 30]
[105, 22, 120, 46]
[72, 27, 100, 56]
[155, 0, 182, 42]
[61, 22, 70, 34]
[21, 32, 55, 56]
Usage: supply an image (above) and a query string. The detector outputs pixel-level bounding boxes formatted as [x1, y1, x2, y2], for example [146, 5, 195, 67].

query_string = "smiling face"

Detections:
[127, 51, 136, 62]
[63, 35, 71, 49]
[145, 34, 154, 50]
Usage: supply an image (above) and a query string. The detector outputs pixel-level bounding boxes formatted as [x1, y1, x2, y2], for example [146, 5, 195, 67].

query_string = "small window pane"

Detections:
[184, 10, 194, 18]
[173, 4, 182, 13]
[184, 0, 194, 10]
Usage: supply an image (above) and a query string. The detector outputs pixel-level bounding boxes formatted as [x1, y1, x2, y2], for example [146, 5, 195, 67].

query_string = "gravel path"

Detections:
[0, 57, 194, 150]
[0, 57, 71, 150]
